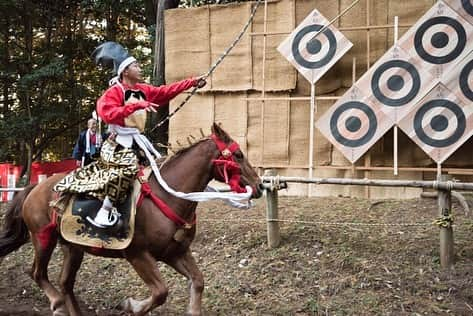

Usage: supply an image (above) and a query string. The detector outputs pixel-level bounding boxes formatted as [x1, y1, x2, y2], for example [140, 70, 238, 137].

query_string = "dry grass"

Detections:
[1, 194, 473, 315]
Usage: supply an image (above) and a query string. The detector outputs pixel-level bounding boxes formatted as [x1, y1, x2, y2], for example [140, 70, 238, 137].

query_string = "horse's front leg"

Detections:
[122, 250, 168, 316]
[166, 250, 204, 316]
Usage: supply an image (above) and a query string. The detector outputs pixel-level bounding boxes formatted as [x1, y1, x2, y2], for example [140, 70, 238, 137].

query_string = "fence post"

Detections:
[437, 174, 454, 269]
[264, 169, 281, 248]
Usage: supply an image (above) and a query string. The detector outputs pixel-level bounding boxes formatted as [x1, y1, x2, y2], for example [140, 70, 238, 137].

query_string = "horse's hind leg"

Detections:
[59, 243, 84, 316]
[121, 251, 168, 315]
[166, 250, 204, 316]
[30, 235, 68, 316]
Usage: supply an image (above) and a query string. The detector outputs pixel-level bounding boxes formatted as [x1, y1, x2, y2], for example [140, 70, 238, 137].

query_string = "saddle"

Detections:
[59, 168, 152, 250]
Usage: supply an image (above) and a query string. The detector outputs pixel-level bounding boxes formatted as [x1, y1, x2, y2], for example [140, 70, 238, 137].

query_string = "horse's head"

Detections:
[210, 123, 263, 199]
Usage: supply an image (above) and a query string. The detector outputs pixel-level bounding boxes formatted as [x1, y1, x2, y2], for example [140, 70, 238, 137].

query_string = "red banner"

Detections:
[0, 163, 23, 202]
[30, 159, 77, 184]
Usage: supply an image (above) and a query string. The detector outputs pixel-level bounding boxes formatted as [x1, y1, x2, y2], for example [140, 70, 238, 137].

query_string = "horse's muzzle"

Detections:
[251, 183, 264, 199]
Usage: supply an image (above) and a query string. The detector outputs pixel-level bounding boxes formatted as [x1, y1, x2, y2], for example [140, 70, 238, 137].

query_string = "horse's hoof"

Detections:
[120, 297, 138, 314]
[52, 305, 68, 316]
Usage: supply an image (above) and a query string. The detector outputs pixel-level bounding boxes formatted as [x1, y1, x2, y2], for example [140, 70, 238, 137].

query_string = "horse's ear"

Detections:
[211, 122, 222, 135]
[211, 122, 231, 142]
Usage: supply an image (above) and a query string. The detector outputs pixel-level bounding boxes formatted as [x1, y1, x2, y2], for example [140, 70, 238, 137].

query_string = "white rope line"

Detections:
[199, 218, 436, 227]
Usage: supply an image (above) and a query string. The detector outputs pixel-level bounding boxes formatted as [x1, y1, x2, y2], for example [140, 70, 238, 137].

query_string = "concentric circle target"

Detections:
[414, 99, 466, 147]
[371, 60, 421, 107]
[330, 101, 377, 148]
[414, 16, 466, 64]
[291, 24, 337, 69]
[459, 58, 473, 101]
[462, 1, 473, 16]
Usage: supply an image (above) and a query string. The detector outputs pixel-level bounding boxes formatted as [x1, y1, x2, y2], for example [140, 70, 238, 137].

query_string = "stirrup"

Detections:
[86, 206, 120, 228]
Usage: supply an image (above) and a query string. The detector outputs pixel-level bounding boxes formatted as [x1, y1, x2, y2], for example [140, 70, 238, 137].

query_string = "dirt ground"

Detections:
[1, 193, 473, 315]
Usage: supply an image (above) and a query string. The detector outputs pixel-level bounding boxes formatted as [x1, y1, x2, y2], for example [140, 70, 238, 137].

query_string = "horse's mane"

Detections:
[163, 124, 232, 164]
[165, 137, 210, 163]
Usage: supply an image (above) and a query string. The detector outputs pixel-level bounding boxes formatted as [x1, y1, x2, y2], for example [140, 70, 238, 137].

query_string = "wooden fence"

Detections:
[261, 170, 473, 269]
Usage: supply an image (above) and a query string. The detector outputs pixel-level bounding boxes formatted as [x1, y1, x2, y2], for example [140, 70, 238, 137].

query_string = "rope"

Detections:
[433, 214, 454, 228]
[199, 218, 435, 228]
[150, 0, 264, 133]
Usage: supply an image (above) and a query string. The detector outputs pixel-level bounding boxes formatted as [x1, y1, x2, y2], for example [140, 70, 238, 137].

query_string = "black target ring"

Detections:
[371, 60, 421, 107]
[330, 101, 377, 148]
[292, 24, 337, 69]
[414, 99, 466, 147]
[414, 16, 466, 65]
[459, 58, 473, 101]
[462, 0, 473, 16]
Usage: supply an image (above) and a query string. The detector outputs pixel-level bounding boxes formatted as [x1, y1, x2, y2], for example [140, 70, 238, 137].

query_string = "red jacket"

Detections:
[97, 78, 197, 126]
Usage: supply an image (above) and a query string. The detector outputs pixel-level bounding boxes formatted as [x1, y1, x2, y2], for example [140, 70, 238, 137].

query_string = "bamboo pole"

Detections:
[251, 164, 473, 175]
[249, 23, 413, 36]
[308, 83, 316, 197]
[243, 96, 341, 101]
[261, 175, 473, 191]
[364, 0, 371, 199]
[393, 16, 399, 176]
[351, 57, 357, 178]
[437, 174, 454, 269]
[264, 169, 281, 248]
[259, 0, 268, 167]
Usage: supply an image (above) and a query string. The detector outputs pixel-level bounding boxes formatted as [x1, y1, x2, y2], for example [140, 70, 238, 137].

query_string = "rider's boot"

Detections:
[86, 196, 120, 228]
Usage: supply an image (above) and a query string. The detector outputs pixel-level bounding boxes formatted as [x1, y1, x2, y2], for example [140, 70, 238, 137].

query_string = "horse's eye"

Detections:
[234, 151, 244, 160]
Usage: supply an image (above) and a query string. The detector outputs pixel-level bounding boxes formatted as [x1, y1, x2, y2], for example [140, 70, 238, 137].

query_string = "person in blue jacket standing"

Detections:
[72, 118, 103, 167]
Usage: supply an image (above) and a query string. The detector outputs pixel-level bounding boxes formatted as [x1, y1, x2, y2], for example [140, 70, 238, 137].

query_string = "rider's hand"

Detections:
[195, 76, 207, 89]
[76, 160, 81, 167]
[145, 102, 159, 112]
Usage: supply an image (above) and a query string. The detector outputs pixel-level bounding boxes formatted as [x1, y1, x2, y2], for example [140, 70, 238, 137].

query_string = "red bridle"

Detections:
[210, 134, 247, 193]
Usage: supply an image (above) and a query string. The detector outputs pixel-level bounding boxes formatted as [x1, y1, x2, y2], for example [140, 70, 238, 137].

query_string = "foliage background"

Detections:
[0, 0, 207, 177]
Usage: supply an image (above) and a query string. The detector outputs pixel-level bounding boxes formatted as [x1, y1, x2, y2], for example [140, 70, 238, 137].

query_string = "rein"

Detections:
[137, 133, 245, 228]
[137, 170, 196, 228]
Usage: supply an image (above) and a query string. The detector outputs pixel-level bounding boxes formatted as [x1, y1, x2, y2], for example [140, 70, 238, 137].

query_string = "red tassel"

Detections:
[37, 211, 58, 250]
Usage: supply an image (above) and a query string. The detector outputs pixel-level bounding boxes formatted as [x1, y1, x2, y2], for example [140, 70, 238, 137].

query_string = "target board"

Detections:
[356, 44, 438, 123]
[442, 50, 473, 105]
[398, 1, 473, 79]
[397, 83, 473, 163]
[277, 8, 353, 84]
[444, 0, 473, 26]
[315, 86, 395, 163]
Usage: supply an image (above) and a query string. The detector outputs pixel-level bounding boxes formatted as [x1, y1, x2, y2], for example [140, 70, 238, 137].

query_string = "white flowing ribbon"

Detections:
[108, 124, 253, 207]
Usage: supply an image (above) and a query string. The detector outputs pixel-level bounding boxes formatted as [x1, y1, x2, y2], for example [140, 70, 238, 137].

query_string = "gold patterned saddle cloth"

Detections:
[60, 170, 148, 250]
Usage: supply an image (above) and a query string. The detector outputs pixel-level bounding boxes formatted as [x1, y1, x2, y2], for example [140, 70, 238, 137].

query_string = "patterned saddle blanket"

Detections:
[59, 171, 147, 250]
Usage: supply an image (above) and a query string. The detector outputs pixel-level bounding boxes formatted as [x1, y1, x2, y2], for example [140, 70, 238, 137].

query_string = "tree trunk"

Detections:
[147, 0, 180, 154]
[106, 0, 120, 41]
[2, 15, 10, 119]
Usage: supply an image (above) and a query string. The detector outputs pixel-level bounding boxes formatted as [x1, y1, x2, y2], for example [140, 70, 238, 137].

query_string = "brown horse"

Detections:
[0, 123, 263, 316]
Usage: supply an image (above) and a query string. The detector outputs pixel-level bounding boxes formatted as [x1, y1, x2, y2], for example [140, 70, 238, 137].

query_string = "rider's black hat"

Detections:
[91, 41, 136, 76]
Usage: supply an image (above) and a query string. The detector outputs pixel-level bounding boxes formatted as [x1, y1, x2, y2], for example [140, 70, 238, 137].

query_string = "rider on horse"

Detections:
[54, 41, 206, 228]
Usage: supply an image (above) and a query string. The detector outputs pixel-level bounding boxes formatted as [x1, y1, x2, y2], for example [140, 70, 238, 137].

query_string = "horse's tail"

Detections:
[0, 184, 36, 257]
